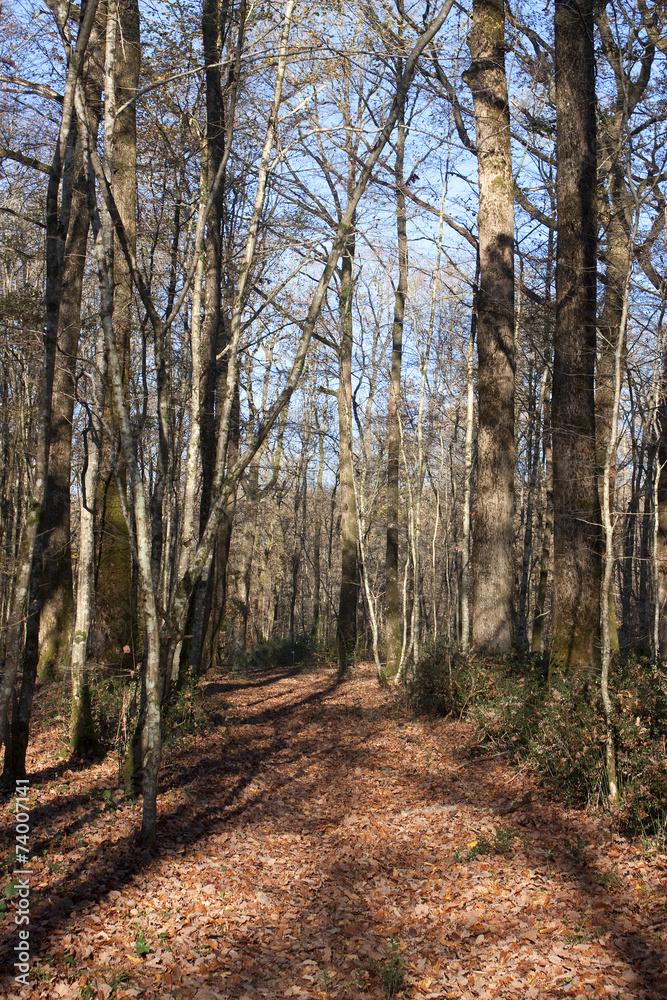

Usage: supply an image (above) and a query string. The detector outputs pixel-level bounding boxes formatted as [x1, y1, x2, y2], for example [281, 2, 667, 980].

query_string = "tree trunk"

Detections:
[38, 150, 97, 679]
[460, 273, 477, 652]
[531, 365, 553, 656]
[199, 0, 226, 532]
[517, 363, 548, 648]
[385, 104, 407, 678]
[94, 0, 140, 672]
[595, 215, 631, 657]
[39, 7, 106, 679]
[464, 0, 516, 654]
[232, 456, 261, 658]
[337, 232, 359, 676]
[656, 341, 667, 659]
[70, 330, 105, 752]
[289, 453, 306, 643]
[88, 113, 162, 842]
[1, 0, 102, 774]
[312, 416, 325, 643]
[600, 227, 631, 806]
[551, 0, 601, 678]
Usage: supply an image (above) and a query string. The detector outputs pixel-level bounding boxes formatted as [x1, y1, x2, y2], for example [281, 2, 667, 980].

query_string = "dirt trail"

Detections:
[1, 665, 666, 999]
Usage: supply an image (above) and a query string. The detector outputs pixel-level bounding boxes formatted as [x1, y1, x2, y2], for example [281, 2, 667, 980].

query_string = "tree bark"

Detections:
[551, 0, 601, 679]
[656, 337, 667, 660]
[517, 363, 548, 649]
[199, 0, 227, 532]
[2, 0, 101, 774]
[528, 364, 551, 655]
[312, 412, 325, 643]
[385, 102, 407, 678]
[337, 231, 359, 676]
[600, 231, 630, 806]
[39, 10, 106, 680]
[94, 0, 140, 671]
[464, 0, 516, 654]
[231, 456, 261, 657]
[70, 329, 105, 752]
[460, 269, 477, 652]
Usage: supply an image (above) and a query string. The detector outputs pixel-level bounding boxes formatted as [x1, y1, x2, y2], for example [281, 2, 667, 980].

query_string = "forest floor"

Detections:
[1, 663, 667, 1000]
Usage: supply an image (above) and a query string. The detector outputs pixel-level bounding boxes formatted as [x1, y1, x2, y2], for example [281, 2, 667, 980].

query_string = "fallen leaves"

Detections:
[1, 666, 666, 999]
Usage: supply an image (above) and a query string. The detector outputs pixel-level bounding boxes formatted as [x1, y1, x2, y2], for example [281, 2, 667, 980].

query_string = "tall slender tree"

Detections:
[38, 6, 106, 680]
[385, 79, 408, 678]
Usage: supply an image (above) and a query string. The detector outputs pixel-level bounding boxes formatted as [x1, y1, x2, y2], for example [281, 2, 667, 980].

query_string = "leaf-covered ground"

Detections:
[1, 664, 666, 1000]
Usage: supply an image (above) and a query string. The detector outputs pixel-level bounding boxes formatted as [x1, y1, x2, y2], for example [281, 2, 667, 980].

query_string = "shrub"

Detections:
[409, 643, 667, 837]
[407, 641, 493, 717]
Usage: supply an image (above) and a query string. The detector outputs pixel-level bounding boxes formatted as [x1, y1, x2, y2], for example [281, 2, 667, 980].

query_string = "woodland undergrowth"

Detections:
[409, 645, 667, 841]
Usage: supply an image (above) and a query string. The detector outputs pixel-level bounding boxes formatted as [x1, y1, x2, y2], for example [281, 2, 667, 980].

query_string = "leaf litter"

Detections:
[1, 665, 666, 1000]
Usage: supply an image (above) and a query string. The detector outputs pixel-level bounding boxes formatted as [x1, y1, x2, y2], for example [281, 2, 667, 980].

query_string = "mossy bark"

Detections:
[93, 0, 140, 672]
[551, 0, 601, 679]
[95, 471, 136, 667]
[70, 683, 100, 755]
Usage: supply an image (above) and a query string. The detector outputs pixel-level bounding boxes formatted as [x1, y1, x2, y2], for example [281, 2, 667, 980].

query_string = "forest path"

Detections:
[1, 664, 666, 1000]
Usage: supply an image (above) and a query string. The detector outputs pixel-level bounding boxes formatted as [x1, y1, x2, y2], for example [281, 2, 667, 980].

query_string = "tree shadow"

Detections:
[0, 666, 665, 1000]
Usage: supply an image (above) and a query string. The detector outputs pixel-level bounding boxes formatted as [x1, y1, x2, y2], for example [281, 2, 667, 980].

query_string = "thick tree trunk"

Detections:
[88, 108, 162, 841]
[0, 481, 45, 774]
[192, 0, 244, 672]
[94, 0, 140, 671]
[464, 0, 516, 654]
[551, 0, 601, 679]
